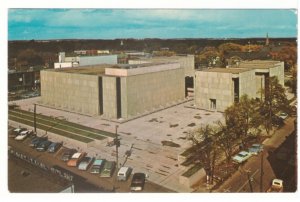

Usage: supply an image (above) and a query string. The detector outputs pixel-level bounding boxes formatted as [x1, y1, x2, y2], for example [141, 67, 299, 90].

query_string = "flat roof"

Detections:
[238, 60, 282, 69]
[200, 67, 250, 74]
[49, 64, 110, 75]
[105, 62, 180, 77]
[48, 62, 177, 76]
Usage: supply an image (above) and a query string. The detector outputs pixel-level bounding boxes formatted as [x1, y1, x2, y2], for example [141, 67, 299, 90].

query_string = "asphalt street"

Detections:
[214, 117, 297, 193]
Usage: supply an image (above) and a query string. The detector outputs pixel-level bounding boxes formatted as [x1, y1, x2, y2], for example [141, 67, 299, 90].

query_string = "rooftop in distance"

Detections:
[200, 67, 250, 74]
[46, 62, 181, 76]
[237, 60, 282, 69]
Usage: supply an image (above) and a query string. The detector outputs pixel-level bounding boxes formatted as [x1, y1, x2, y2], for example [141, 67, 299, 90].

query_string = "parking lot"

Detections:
[8, 127, 173, 193]
[9, 97, 224, 192]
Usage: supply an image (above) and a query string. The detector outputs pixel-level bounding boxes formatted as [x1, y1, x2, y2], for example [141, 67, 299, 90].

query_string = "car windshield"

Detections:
[238, 153, 247, 157]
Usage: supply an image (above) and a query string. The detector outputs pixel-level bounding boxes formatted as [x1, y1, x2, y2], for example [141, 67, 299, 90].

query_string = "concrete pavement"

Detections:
[10, 97, 224, 192]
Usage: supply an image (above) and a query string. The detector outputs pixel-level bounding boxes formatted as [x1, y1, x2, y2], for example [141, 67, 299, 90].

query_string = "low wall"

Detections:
[179, 168, 206, 188]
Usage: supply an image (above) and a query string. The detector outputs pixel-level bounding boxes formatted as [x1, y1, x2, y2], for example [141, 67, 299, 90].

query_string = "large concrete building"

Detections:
[41, 63, 185, 120]
[194, 60, 284, 112]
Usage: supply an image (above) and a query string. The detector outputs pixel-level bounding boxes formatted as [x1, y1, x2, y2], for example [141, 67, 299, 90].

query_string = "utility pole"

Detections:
[260, 151, 264, 192]
[115, 125, 120, 169]
[33, 104, 37, 133]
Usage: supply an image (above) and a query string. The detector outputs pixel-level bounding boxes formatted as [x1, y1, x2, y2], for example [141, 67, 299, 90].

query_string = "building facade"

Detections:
[41, 63, 185, 120]
[194, 68, 256, 112]
[194, 60, 284, 112]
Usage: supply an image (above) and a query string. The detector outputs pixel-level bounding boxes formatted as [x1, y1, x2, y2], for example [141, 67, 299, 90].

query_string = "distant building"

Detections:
[41, 63, 185, 120]
[54, 52, 118, 69]
[194, 60, 284, 112]
[97, 50, 110, 54]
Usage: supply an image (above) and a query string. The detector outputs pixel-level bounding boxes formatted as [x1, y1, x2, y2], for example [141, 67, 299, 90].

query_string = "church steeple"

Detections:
[265, 33, 269, 46]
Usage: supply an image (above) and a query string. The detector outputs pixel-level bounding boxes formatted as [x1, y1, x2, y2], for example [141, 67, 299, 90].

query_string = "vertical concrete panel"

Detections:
[239, 69, 256, 99]
[102, 76, 117, 119]
[125, 67, 184, 118]
[121, 77, 128, 119]
[40, 70, 99, 116]
[195, 71, 233, 112]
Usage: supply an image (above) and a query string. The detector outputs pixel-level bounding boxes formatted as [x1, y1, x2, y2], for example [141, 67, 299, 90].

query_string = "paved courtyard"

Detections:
[10, 97, 224, 192]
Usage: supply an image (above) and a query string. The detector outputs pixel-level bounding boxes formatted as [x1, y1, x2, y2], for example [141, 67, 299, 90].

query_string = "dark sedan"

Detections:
[29, 136, 48, 148]
[36, 140, 52, 152]
[47, 142, 62, 153]
[130, 173, 146, 191]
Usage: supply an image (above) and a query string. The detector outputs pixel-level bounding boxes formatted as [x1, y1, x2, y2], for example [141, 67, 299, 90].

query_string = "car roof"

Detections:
[239, 151, 249, 155]
[72, 152, 82, 158]
[118, 167, 130, 173]
[93, 159, 104, 165]
[133, 172, 145, 177]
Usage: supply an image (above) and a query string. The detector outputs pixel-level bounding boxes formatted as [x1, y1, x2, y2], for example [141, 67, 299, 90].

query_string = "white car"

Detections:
[248, 144, 264, 155]
[15, 130, 32, 141]
[232, 151, 252, 164]
[278, 112, 288, 120]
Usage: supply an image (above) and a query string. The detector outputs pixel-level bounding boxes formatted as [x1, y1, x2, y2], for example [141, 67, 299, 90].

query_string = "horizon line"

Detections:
[8, 36, 297, 42]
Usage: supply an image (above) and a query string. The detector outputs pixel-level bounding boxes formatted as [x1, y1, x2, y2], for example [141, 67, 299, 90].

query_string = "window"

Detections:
[210, 99, 216, 110]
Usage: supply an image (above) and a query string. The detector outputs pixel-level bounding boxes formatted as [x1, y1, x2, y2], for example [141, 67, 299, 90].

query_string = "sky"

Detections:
[8, 9, 297, 40]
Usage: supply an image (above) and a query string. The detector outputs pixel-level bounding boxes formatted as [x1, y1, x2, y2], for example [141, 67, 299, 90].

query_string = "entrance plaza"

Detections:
[10, 97, 223, 192]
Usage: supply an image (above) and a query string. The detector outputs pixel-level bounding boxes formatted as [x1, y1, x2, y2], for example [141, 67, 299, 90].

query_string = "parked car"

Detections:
[232, 151, 252, 164]
[248, 144, 264, 155]
[29, 136, 48, 148]
[67, 152, 86, 167]
[9, 127, 26, 138]
[47, 142, 62, 153]
[78, 157, 94, 170]
[267, 179, 283, 192]
[278, 112, 288, 120]
[130, 173, 146, 191]
[117, 166, 132, 181]
[36, 140, 52, 151]
[100, 161, 115, 177]
[61, 149, 77, 162]
[90, 159, 105, 174]
[15, 130, 32, 141]
[13, 127, 26, 134]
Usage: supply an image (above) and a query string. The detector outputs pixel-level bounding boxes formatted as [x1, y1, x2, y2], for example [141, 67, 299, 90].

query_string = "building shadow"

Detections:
[266, 130, 297, 192]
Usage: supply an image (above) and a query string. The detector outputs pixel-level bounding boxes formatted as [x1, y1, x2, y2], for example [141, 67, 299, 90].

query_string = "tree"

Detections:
[224, 95, 261, 146]
[17, 49, 44, 68]
[260, 76, 290, 135]
[216, 121, 237, 164]
[269, 45, 297, 71]
[218, 43, 242, 55]
[187, 124, 220, 185]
